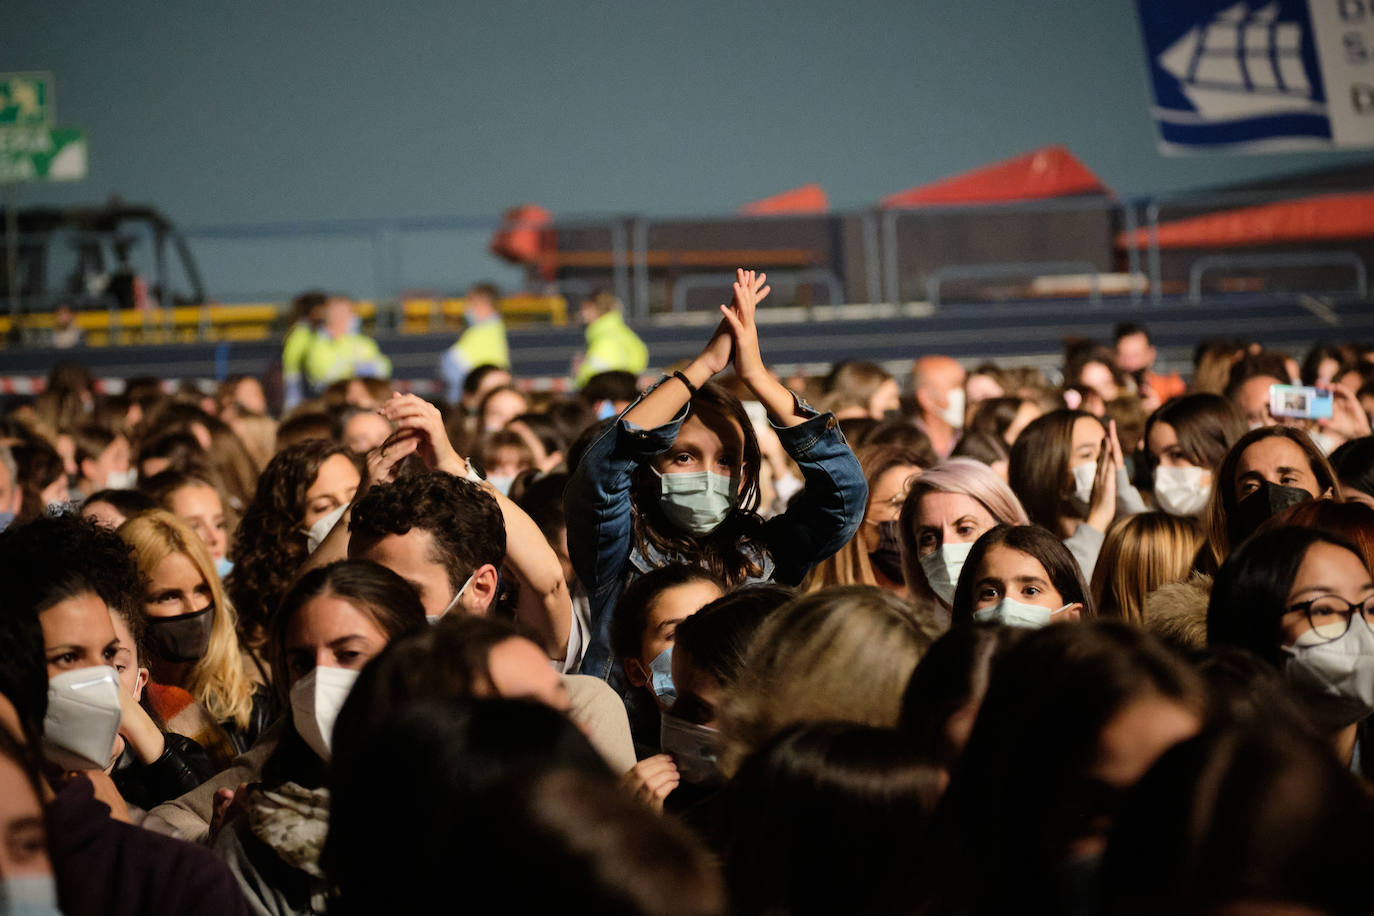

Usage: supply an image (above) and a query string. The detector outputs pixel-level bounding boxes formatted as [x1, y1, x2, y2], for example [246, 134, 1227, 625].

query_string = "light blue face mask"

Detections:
[487, 475, 516, 496]
[645, 646, 676, 705]
[0, 510, 13, 532]
[0, 874, 62, 916]
[654, 469, 738, 536]
[972, 597, 1071, 629]
[214, 555, 235, 580]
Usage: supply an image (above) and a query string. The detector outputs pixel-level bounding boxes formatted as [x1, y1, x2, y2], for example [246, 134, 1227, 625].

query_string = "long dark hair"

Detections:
[949, 524, 1095, 625]
[917, 622, 1206, 914]
[1207, 525, 1365, 668]
[629, 381, 766, 587]
[723, 722, 942, 916]
[227, 440, 361, 641]
[1008, 409, 1101, 534]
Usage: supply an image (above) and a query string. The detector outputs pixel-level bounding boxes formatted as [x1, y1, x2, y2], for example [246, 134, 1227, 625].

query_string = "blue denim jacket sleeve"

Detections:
[564, 382, 688, 677]
[759, 399, 868, 586]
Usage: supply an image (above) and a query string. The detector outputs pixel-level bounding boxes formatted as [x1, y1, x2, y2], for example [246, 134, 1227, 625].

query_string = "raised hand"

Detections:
[378, 393, 466, 476]
[1087, 423, 1119, 532]
[719, 268, 771, 383]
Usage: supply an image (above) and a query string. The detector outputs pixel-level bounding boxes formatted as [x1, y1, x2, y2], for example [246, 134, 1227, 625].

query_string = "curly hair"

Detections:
[0, 513, 144, 740]
[227, 439, 360, 642]
[349, 470, 506, 596]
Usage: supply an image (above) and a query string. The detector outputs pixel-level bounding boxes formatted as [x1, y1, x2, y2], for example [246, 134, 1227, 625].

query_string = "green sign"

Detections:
[0, 73, 53, 127]
[0, 128, 87, 182]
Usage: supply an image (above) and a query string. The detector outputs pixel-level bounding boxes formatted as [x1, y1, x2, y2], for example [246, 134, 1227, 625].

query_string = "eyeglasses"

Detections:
[1288, 595, 1374, 644]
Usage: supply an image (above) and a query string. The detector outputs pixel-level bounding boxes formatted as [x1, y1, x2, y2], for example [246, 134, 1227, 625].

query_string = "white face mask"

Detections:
[919, 542, 974, 605]
[306, 504, 348, 554]
[103, 468, 138, 490]
[0, 875, 62, 916]
[1153, 465, 1211, 517]
[972, 597, 1072, 629]
[42, 666, 124, 771]
[940, 388, 966, 430]
[290, 665, 360, 762]
[1286, 617, 1374, 729]
[1312, 431, 1342, 456]
[429, 571, 476, 624]
[1071, 462, 1097, 506]
[487, 475, 516, 496]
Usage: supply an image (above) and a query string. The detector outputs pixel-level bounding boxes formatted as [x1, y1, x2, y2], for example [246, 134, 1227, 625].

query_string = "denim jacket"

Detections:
[565, 377, 867, 678]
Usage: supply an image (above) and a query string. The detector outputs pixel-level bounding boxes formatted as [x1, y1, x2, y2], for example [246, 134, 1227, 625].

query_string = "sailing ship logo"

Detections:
[1157, 2, 1323, 121]
[1137, 0, 1332, 149]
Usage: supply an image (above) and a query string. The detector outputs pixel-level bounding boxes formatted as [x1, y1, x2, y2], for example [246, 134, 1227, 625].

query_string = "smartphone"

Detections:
[1269, 384, 1334, 420]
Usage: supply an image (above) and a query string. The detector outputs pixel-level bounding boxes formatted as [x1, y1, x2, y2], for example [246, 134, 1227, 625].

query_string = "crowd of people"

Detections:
[1, 267, 1374, 915]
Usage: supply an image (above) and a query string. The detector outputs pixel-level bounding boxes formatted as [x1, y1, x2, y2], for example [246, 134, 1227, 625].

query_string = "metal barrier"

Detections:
[880, 196, 1121, 305]
[669, 268, 844, 314]
[926, 261, 1103, 309]
[1188, 251, 1368, 302]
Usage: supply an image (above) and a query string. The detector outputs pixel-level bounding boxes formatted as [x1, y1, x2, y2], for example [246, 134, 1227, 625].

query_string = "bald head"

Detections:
[912, 356, 965, 394]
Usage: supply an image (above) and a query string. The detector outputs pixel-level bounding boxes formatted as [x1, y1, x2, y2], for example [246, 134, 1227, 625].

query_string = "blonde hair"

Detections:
[716, 586, 927, 777]
[1090, 512, 1203, 626]
[119, 510, 256, 730]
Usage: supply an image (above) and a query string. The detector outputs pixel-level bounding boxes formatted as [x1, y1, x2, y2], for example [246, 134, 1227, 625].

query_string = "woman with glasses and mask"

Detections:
[1208, 525, 1374, 777]
[119, 510, 274, 769]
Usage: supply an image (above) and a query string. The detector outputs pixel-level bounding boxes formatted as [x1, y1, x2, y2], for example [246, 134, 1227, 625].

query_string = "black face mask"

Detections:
[1228, 481, 1313, 547]
[868, 520, 905, 583]
[145, 606, 214, 663]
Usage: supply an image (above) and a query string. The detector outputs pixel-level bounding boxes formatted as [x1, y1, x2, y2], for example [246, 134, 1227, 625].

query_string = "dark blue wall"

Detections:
[11, 0, 1371, 298]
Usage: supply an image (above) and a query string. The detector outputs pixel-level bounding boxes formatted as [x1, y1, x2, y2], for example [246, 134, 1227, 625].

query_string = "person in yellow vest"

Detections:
[440, 282, 511, 404]
[281, 290, 327, 410]
[302, 296, 392, 392]
[573, 290, 648, 389]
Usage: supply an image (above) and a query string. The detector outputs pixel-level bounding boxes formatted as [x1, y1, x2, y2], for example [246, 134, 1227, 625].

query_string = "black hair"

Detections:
[949, 524, 1095, 625]
[461, 364, 510, 400]
[324, 697, 614, 913]
[328, 614, 523, 769]
[672, 583, 792, 686]
[134, 430, 206, 473]
[82, 488, 158, 520]
[1329, 436, 1374, 502]
[949, 428, 1009, 467]
[1113, 321, 1150, 345]
[1142, 392, 1247, 474]
[898, 623, 1024, 770]
[723, 722, 942, 916]
[918, 622, 1206, 914]
[349, 469, 506, 597]
[1099, 719, 1374, 916]
[610, 564, 721, 662]
[0, 513, 143, 741]
[580, 370, 640, 404]
[1207, 525, 1364, 668]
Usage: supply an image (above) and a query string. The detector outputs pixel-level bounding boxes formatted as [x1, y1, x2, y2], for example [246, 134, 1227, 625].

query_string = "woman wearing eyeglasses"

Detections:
[1208, 525, 1374, 778]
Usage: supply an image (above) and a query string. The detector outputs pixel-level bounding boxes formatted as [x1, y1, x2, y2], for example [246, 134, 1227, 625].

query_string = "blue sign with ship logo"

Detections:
[1136, 0, 1374, 152]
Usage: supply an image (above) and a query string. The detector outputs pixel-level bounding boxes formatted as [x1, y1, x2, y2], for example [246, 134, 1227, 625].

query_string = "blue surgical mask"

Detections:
[595, 400, 618, 421]
[487, 474, 516, 496]
[0, 874, 62, 916]
[645, 646, 676, 705]
[973, 597, 1072, 629]
[214, 555, 235, 580]
[0, 510, 13, 532]
[654, 468, 738, 535]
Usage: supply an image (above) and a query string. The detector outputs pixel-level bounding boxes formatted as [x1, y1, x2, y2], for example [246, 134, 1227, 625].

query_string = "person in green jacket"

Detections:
[440, 283, 511, 404]
[281, 290, 327, 410]
[574, 291, 648, 390]
[302, 296, 392, 392]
